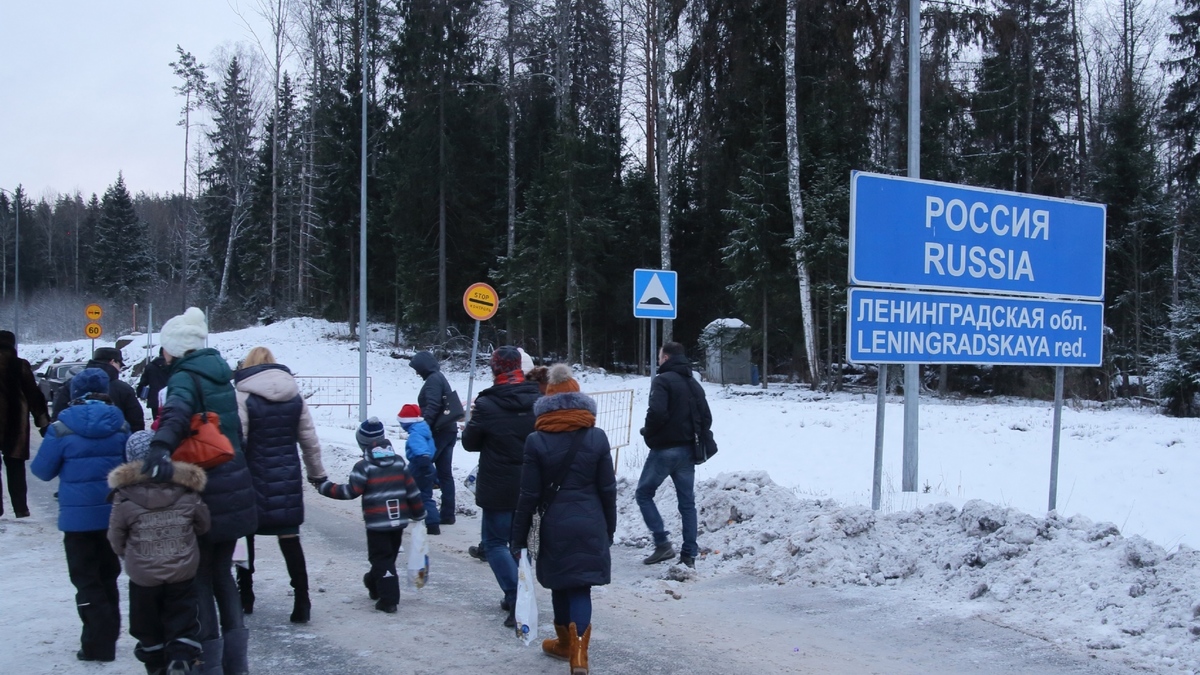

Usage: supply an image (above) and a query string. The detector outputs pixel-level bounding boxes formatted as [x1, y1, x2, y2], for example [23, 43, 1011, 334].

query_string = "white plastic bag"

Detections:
[406, 524, 430, 590]
[514, 549, 538, 645]
[464, 464, 478, 495]
[232, 538, 250, 570]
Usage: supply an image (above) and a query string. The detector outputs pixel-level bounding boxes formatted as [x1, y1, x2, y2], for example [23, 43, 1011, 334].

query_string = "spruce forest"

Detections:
[4, 0, 1200, 412]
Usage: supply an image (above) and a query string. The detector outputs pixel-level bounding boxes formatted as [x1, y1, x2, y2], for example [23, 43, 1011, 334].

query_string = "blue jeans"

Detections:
[635, 446, 697, 558]
[432, 425, 457, 521]
[551, 586, 592, 632]
[409, 454, 439, 527]
[481, 509, 517, 606]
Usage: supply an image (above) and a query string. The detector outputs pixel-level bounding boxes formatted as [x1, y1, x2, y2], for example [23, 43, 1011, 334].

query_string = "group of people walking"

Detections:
[0, 306, 713, 675]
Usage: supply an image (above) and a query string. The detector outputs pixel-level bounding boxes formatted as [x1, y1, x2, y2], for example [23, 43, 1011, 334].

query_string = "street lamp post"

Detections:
[0, 188, 18, 346]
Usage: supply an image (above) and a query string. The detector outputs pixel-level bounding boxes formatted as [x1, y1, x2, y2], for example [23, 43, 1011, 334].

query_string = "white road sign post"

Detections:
[633, 269, 678, 374]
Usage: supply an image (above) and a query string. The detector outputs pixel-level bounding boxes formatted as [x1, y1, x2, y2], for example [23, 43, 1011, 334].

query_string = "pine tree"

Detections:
[202, 56, 258, 304]
[721, 128, 791, 387]
[92, 174, 153, 300]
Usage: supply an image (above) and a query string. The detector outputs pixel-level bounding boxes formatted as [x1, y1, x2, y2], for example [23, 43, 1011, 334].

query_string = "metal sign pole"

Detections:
[872, 364, 887, 510]
[650, 319, 657, 375]
[1048, 366, 1064, 511]
[902, 0, 921, 493]
[464, 319, 481, 423]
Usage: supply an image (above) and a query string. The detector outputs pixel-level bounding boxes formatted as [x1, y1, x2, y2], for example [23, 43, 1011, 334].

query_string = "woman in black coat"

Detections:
[511, 364, 616, 675]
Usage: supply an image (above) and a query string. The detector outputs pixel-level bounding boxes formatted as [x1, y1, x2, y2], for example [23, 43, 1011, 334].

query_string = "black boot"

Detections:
[279, 536, 311, 623]
[235, 565, 254, 615]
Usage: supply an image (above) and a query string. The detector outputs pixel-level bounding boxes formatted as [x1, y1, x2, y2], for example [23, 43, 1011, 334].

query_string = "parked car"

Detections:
[37, 361, 88, 414]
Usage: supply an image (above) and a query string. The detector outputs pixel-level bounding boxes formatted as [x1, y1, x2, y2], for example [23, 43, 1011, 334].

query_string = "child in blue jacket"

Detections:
[398, 403, 439, 535]
[31, 368, 131, 662]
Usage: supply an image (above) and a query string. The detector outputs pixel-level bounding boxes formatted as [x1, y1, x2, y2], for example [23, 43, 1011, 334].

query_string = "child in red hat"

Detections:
[398, 404, 439, 535]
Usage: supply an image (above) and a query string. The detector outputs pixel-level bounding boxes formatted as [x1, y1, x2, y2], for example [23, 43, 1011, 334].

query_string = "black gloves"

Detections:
[142, 446, 174, 482]
[307, 475, 327, 488]
[38, 426, 47, 438]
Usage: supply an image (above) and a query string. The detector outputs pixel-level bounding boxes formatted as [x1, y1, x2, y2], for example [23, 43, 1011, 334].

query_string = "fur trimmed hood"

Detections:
[534, 390, 596, 416]
[108, 460, 207, 493]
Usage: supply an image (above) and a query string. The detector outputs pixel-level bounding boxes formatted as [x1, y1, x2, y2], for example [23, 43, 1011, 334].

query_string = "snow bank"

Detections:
[616, 472, 1200, 673]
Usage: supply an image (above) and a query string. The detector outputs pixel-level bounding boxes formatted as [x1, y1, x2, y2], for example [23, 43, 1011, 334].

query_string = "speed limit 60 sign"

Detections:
[84, 322, 103, 339]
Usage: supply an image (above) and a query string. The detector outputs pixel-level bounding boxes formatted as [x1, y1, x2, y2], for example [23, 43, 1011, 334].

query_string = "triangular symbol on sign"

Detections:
[637, 274, 674, 311]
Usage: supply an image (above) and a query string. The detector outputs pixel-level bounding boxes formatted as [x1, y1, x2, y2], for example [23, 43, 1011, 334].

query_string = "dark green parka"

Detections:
[150, 348, 257, 542]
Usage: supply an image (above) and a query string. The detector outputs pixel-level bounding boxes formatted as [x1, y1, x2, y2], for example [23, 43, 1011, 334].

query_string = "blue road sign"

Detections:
[633, 269, 678, 319]
[850, 171, 1106, 300]
[847, 287, 1103, 367]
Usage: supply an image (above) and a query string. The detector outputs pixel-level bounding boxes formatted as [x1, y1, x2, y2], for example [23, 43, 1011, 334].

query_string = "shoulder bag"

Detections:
[439, 388, 466, 429]
[528, 429, 586, 560]
[684, 377, 719, 465]
[172, 373, 235, 469]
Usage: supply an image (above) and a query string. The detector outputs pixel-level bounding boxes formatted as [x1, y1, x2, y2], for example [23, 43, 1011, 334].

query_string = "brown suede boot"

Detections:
[569, 623, 590, 675]
[542, 624, 571, 661]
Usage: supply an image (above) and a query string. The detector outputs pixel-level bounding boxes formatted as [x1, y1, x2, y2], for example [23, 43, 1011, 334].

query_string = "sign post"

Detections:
[633, 269, 678, 374]
[85, 303, 103, 353]
[463, 282, 499, 422]
[848, 171, 1106, 509]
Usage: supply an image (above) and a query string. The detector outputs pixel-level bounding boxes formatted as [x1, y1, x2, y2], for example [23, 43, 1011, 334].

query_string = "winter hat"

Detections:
[0, 330, 14, 350]
[544, 363, 580, 396]
[160, 307, 208, 358]
[397, 404, 422, 425]
[490, 346, 523, 376]
[518, 348, 535, 374]
[356, 416, 387, 448]
[71, 367, 110, 399]
[125, 430, 155, 463]
[93, 346, 124, 366]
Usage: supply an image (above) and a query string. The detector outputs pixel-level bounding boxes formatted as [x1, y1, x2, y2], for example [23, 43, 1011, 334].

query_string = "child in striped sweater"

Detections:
[314, 417, 426, 613]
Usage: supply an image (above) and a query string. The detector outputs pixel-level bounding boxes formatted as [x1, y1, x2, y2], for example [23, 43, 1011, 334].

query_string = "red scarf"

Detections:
[493, 369, 526, 386]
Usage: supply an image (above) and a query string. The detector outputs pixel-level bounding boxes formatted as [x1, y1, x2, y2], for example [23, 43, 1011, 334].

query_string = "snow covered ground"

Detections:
[8, 316, 1200, 672]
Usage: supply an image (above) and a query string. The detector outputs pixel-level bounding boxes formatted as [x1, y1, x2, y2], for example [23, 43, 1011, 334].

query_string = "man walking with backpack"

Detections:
[636, 341, 711, 569]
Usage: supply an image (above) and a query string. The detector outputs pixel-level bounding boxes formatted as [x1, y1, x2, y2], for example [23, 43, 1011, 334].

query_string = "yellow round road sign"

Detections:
[85, 303, 103, 320]
[463, 282, 499, 321]
[84, 322, 103, 339]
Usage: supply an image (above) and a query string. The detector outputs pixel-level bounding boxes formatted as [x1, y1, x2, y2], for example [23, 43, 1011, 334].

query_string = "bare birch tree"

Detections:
[784, 0, 820, 386]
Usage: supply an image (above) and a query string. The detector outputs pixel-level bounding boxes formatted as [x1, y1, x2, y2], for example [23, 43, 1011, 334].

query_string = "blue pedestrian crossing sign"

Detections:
[633, 268, 678, 319]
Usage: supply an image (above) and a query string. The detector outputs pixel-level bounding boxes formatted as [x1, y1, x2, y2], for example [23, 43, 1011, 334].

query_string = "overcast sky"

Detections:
[0, 1, 273, 201]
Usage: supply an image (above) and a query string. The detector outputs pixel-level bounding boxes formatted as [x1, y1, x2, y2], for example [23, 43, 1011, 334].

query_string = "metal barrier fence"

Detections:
[295, 376, 372, 412]
[589, 389, 635, 473]
[589, 389, 634, 449]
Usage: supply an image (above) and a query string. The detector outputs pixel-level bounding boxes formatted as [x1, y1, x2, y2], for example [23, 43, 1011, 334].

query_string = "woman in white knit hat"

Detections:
[147, 307, 257, 675]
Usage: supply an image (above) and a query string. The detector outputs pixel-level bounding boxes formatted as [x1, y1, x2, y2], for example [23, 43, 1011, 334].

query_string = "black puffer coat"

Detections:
[410, 351, 460, 431]
[511, 391, 616, 590]
[641, 354, 712, 451]
[152, 348, 257, 543]
[235, 363, 326, 533]
[461, 381, 540, 510]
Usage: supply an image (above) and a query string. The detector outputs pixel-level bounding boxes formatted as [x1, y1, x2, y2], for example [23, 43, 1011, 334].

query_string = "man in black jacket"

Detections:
[637, 341, 711, 568]
[460, 346, 540, 628]
[53, 347, 145, 431]
[410, 351, 464, 525]
[136, 348, 170, 421]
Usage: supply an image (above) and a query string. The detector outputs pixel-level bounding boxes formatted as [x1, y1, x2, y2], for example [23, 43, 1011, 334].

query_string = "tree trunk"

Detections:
[785, 0, 821, 387]
[761, 288, 768, 390]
